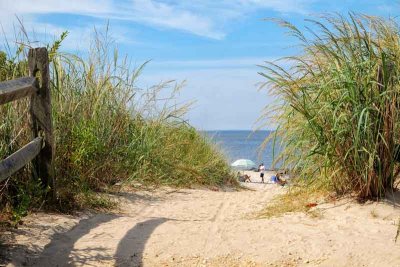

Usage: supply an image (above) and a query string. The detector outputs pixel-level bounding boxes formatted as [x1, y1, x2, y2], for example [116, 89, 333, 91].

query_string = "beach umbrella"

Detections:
[231, 159, 256, 170]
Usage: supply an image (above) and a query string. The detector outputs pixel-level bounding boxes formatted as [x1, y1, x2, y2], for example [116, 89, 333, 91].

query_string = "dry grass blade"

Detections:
[0, 26, 233, 215]
[259, 13, 400, 199]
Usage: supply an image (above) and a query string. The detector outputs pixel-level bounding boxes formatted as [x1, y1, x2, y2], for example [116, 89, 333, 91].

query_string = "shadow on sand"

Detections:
[114, 217, 169, 267]
[25, 216, 169, 266]
[383, 189, 400, 207]
[32, 214, 119, 266]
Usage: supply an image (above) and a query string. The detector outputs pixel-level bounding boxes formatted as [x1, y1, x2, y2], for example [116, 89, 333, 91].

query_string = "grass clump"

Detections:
[0, 29, 232, 215]
[260, 14, 400, 199]
[258, 185, 328, 218]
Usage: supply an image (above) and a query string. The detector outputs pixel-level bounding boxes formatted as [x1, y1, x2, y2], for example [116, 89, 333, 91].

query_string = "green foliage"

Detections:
[0, 44, 39, 222]
[10, 178, 44, 222]
[48, 31, 68, 61]
[260, 14, 400, 199]
[0, 29, 232, 215]
[0, 51, 6, 80]
[125, 123, 231, 187]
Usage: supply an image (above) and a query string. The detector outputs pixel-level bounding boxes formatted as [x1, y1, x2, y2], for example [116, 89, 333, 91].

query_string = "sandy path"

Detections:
[2, 171, 400, 267]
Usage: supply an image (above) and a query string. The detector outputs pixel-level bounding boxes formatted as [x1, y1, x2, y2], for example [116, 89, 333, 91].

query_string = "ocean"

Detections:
[204, 130, 281, 169]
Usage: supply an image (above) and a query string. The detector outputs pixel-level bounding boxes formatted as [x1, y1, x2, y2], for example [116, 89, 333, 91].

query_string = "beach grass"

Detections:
[258, 185, 329, 218]
[260, 13, 400, 199]
[0, 29, 233, 215]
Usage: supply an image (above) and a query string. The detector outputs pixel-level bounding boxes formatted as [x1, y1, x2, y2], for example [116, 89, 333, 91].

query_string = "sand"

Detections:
[1, 171, 400, 267]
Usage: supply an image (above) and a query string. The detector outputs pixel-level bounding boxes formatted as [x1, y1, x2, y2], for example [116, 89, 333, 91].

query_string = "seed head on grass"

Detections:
[0, 25, 233, 215]
[260, 13, 400, 199]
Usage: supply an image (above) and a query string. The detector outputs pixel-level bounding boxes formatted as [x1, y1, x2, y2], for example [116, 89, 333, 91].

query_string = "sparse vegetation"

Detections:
[370, 208, 379, 218]
[258, 186, 328, 218]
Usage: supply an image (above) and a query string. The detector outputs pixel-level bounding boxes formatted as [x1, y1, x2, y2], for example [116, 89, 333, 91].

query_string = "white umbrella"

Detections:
[231, 159, 256, 170]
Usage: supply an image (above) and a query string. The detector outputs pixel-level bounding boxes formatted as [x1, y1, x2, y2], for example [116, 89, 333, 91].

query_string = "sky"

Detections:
[0, 0, 399, 130]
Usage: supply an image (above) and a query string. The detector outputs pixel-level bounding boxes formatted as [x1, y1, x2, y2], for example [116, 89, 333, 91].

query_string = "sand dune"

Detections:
[2, 171, 400, 266]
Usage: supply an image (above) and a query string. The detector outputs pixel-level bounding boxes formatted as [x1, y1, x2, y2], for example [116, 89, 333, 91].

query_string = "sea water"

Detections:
[204, 130, 282, 169]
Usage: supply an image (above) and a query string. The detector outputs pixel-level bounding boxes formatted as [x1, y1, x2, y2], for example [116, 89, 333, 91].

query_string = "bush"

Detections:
[0, 30, 232, 213]
[260, 14, 400, 199]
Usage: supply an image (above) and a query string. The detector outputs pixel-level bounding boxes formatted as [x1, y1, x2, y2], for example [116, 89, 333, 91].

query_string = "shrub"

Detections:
[0, 29, 232, 213]
[260, 14, 400, 199]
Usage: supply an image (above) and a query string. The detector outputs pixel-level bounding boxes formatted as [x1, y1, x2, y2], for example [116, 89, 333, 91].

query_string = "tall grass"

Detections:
[260, 14, 400, 199]
[0, 29, 232, 213]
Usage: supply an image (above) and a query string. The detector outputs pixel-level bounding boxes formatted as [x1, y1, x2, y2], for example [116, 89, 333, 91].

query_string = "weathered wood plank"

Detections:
[0, 77, 37, 105]
[0, 137, 43, 182]
[31, 100, 51, 133]
[28, 47, 55, 197]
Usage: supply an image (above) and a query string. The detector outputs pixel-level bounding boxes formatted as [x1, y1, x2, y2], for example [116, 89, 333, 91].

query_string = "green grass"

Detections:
[260, 13, 400, 199]
[0, 29, 233, 215]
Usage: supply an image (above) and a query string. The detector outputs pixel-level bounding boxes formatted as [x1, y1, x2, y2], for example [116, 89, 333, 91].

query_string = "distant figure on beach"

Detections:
[259, 163, 265, 183]
[271, 174, 277, 183]
[237, 172, 251, 182]
[270, 172, 286, 186]
[276, 172, 287, 186]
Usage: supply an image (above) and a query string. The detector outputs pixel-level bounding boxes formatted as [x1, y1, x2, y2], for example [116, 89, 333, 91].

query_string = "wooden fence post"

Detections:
[28, 48, 55, 198]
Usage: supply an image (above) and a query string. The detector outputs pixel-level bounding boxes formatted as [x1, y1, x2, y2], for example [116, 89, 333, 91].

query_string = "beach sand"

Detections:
[1, 171, 400, 266]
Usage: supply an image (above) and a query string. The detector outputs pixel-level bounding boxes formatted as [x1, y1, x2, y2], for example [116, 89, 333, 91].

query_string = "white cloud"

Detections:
[125, 0, 225, 39]
[0, 0, 112, 16]
[0, 0, 315, 42]
[118, 0, 314, 38]
[0, 10, 138, 51]
[1, 17, 91, 51]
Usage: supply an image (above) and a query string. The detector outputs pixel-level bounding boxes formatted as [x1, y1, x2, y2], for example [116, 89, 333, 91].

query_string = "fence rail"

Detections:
[0, 77, 37, 105]
[0, 137, 43, 180]
[0, 47, 54, 197]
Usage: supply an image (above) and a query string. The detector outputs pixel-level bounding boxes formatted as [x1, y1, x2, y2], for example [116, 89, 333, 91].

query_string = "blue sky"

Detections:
[1, 0, 399, 130]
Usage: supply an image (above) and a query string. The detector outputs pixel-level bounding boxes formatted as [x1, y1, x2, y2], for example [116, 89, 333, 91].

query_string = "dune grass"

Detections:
[260, 14, 400, 199]
[258, 181, 329, 219]
[0, 30, 233, 216]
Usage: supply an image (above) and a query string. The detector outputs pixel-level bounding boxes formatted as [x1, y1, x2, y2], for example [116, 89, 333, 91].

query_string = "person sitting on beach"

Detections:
[259, 163, 265, 183]
[276, 173, 287, 186]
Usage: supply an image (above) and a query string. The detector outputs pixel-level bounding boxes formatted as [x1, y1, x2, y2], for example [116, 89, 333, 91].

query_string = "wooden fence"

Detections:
[0, 47, 55, 196]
